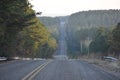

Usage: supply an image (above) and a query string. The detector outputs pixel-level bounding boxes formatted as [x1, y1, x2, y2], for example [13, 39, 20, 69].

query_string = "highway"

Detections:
[0, 59, 119, 80]
[0, 60, 47, 80]
[33, 60, 119, 80]
[0, 18, 119, 80]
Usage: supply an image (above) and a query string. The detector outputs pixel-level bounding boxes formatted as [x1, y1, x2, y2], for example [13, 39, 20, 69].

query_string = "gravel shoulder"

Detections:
[80, 58, 120, 79]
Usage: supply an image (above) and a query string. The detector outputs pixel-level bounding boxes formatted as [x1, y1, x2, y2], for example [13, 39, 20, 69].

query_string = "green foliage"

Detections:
[0, 0, 35, 57]
[37, 10, 120, 58]
[11, 17, 57, 58]
[39, 17, 60, 40]
[35, 37, 57, 58]
[109, 23, 120, 54]
[0, 0, 57, 58]
[68, 10, 120, 29]
[90, 27, 110, 54]
[66, 27, 97, 56]
[65, 10, 120, 57]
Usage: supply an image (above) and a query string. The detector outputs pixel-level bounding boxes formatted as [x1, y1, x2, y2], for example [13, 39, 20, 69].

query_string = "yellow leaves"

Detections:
[48, 38, 57, 49]
[21, 17, 51, 52]
[33, 42, 39, 51]
[15, 11, 57, 57]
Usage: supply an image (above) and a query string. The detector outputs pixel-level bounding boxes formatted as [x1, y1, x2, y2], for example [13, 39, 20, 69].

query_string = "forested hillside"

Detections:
[39, 17, 60, 41]
[0, 0, 57, 59]
[68, 10, 120, 28]
[66, 10, 120, 58]
[40, 10, 120, 58]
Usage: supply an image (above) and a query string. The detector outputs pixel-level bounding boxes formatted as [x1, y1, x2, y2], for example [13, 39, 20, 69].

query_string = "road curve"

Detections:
[33, 60, 120, 80]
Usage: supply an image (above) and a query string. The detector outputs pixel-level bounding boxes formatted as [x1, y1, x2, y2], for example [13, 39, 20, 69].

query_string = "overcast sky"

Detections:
[30, 0, 120, 17]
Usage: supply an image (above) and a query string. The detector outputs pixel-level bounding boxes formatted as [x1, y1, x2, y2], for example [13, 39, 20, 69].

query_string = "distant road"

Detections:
[0, 60, 119, 80]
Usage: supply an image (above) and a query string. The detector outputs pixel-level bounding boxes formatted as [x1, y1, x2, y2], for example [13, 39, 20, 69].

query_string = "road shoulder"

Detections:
[80, 58, 120, 79]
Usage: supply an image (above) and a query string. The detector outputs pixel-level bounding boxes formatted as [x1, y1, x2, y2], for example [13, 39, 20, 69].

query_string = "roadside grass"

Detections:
[80, 56, 120, 78]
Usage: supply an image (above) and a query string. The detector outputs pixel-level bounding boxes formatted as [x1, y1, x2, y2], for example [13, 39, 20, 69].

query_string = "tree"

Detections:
[0, 0, 37, 58]
[90, 27, 109, 55]
[109, 23, 120, 56]
[35, 37, 57, 58]
[0, 0, 57, 59]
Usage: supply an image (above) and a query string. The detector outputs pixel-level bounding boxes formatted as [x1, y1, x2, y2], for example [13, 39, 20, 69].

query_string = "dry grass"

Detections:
[80, 56, 120, 78]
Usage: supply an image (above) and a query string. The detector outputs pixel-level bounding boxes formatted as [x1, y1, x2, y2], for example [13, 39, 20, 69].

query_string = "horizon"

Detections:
[38, 9, 120, 17]
[30, 0, 120, 17]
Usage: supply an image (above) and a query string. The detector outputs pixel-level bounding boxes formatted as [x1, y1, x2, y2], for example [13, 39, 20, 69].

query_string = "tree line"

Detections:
[66, 24, 120, 58]
[90, 23, 120, 57]
[0, 0, 57, 59]
[65, 10, 120, 58]
[38, 10, 120, 58]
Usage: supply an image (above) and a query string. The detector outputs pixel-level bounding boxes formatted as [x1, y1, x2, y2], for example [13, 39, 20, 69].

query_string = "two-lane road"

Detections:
[33, 60, 119, 80]
[0, 60, 47, 80]
[0, 60, 119, 80]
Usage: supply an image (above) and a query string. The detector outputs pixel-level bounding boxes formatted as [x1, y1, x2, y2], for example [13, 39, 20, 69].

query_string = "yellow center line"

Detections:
[22, 60, 52, 80]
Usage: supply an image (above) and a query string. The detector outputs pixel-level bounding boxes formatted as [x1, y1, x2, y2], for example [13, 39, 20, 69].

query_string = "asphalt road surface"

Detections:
[0, 59, 119, 80]
[33, 60, 119, 80]
[0, 60, 47, 80]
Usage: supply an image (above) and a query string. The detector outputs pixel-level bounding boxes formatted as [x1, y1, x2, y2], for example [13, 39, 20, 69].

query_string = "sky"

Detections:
[30, 0, 120, 17]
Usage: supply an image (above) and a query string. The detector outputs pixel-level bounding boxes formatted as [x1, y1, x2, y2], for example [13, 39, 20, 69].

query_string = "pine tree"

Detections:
[109, 23, 120, 55]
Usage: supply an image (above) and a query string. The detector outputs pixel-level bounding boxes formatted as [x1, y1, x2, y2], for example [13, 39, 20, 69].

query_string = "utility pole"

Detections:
[86, 37, 92, 57]
[80, 41, 83, 54]
[88, 45, 90, 57]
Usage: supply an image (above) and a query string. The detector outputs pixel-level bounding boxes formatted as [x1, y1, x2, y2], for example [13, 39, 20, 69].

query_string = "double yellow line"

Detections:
[22, 60, 52, 80]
